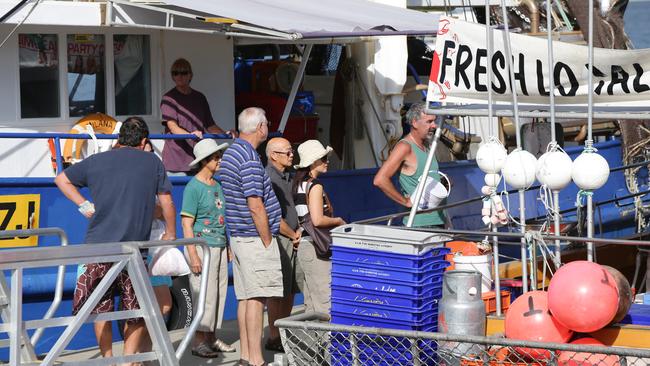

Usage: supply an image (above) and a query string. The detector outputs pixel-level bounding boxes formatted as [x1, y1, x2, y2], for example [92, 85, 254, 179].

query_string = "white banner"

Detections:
[427, 16, 650, 105]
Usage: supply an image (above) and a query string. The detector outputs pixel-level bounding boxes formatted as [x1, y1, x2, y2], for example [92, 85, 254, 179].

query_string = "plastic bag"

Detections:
[148, 246, 191, 276]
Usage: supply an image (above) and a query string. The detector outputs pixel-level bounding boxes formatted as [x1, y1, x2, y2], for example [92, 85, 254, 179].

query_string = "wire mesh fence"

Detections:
[276, 312, 650, 366]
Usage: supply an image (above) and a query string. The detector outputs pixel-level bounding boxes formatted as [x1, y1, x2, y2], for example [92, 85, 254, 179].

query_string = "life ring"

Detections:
[62, 113, 120, 163]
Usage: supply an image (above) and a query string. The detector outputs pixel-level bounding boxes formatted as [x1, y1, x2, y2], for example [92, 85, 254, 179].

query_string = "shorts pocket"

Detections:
[253, 238, 283, 288]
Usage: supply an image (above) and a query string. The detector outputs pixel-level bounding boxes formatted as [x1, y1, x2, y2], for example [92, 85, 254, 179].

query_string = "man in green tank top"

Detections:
[373, 102, 446, 227]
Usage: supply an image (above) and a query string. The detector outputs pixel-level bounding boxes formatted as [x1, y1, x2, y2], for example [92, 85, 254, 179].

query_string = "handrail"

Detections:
[0, 131, 282, 175]
[0, 228, 68, 348]
[0, 235, 210, 365]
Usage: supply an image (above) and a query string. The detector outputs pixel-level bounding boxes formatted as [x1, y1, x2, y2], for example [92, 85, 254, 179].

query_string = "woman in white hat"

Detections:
[292, 140, 346, 315]
[181, 139, 236, 358]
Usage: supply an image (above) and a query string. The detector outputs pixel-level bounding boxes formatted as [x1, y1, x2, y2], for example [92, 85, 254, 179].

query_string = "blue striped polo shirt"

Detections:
[220, 138, 281, 237]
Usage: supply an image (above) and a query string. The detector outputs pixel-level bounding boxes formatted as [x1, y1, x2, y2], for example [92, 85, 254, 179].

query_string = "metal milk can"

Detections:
[437, 270, 486, 365]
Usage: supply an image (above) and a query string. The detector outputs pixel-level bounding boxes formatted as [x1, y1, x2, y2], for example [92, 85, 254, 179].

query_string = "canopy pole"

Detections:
[278, 44, 312, 133]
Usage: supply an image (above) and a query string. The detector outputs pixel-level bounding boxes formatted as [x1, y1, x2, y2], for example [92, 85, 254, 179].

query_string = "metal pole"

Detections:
[278, 44, 313, 134]
[406, 121, 445, 227]
[486, 0, 502, 316]
[519, 190, 528, 292]
[493, 226, 502, 316]
[586, 0, 596, 261]
[587, 194, 594, 261]
[9, 268, 22, 366]
[553, 190, 562, 269]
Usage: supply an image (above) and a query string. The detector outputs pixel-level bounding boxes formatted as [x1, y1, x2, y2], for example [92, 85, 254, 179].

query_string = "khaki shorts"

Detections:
[230, 236, 284, 300]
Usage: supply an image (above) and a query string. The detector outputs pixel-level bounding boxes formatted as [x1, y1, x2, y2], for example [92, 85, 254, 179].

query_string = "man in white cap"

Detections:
[220, 107, 283, 366]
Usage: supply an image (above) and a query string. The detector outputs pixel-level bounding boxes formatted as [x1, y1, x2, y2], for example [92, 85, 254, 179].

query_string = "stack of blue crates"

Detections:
[328, 225, 450, 365]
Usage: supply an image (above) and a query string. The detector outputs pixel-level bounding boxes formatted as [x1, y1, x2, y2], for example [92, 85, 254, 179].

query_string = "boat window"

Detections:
[67, 34, 106, 117]
[114, 35, 151, 116]
[19, 34, 60, 118]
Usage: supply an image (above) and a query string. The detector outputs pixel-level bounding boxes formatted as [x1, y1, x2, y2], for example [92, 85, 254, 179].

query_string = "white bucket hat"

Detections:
[189, 139, 229, 167]
[294, 140, 333, 169]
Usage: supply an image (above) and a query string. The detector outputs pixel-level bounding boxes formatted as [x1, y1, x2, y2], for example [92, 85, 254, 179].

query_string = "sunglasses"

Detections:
[210, 152, 223, 161]
[274, 150, 293, 157]
[320, 156, 329, 163]
[172, 70, 190, 76]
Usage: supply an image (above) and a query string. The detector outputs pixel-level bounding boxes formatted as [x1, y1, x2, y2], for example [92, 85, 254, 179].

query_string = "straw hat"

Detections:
[189, 139, 229, 167]
[294, 140, 333, 169]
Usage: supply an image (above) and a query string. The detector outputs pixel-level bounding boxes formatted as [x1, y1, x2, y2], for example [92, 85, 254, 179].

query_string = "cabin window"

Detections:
[114, 35, 151, 116]
[67, 34, 106, 117]
[19, 34, 60, 118]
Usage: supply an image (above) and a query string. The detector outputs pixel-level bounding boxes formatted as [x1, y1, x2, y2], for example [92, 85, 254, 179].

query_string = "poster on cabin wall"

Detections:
[427, 16, 650, 105]
[67, 34, 105, 75]
[19, 34, 58, 68]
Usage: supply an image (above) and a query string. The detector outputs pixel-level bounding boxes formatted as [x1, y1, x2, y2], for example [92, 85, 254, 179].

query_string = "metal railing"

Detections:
[276, 312, 650, 366]
[0, 227, 67, 360]
[0, 228, 210, 366]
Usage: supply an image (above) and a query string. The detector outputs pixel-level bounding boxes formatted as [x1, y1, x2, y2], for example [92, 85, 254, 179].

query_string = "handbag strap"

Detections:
[305, 177, 333, 216]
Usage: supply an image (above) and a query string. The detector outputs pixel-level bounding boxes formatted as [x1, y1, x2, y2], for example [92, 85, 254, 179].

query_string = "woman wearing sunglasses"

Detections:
[160, 58, 235, 175]
[292, 140, 346, 315]
[181, 139, 236, 358]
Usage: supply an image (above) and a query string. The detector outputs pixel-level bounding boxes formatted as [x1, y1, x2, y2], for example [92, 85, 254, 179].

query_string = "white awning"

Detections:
[108, 0, 440, 42]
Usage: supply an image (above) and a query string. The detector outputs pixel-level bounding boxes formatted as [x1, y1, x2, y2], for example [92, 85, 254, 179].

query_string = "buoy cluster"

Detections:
[504, 261, 631, 365]
[475, 140, 611, 227]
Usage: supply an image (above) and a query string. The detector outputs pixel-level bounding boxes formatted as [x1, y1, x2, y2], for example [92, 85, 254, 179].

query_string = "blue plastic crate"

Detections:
[332, 272, 443, 297]
[332, 259, 448, 282]
[331, 286, 442, 308]
[620, 304, 650, 325]
[330, 334, 437, 366]
[331, 299, 438, 322]
[331, 311, 437, 330]
[332, 246, 450, 268]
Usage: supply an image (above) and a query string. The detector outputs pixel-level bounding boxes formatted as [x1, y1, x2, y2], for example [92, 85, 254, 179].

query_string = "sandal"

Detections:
[264, 337, 284, 353]
[211, 338, 236, 352]
[238, 359, 249, 366]
[191, 343, 219, 358]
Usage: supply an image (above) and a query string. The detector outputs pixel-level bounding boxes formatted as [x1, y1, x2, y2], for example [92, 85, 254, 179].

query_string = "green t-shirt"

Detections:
[181, 177, 227, 247]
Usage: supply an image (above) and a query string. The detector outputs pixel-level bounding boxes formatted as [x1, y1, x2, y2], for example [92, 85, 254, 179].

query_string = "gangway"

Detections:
[0, 228, 210, 366]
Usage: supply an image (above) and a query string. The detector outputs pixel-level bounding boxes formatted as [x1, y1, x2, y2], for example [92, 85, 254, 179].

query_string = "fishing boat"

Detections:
[1, 0, 650, 364]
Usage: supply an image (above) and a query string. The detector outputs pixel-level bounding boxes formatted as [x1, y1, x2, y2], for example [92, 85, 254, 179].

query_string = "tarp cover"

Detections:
[163, 0, 439, 38]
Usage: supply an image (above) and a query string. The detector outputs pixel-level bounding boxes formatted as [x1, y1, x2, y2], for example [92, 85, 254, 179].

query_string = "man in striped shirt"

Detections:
[220, 107, 283, 366]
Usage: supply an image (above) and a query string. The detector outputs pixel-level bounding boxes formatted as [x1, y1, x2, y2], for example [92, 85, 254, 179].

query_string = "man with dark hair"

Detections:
[55, 116, 176, 364]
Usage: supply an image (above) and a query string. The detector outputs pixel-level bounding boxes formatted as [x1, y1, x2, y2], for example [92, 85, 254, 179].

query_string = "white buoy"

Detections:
[502, 150, 537, 189]
[536, 150, 573, 191]
[484, 173, 502, 187]
[572, 152, 610, 190]
[476, 141, 508, 174]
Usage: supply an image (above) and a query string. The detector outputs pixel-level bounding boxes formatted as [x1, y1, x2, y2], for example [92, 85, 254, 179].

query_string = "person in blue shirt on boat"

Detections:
[373, 102, 446, 228]
[220, 107, 283, 366]
[54, 117, 176, 364]
[180, 138, 236, 358]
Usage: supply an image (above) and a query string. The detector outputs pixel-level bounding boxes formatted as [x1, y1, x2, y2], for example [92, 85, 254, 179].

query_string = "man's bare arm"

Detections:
[54, 172, 86, 206]
[247, 196, 272, 247]
[158, 192, 176, 239]
[373, 142, 412, 207]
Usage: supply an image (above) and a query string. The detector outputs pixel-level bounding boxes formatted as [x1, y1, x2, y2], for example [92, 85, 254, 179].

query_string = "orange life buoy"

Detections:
[62, 113, 119, 163]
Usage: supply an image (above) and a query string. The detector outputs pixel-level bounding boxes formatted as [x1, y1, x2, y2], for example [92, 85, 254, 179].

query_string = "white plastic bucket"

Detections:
[453, 254, 493, 293]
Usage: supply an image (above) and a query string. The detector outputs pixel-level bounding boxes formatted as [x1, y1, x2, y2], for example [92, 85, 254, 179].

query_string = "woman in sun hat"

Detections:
[181, 139, 236, 358]
[292, 140, 346, 315]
